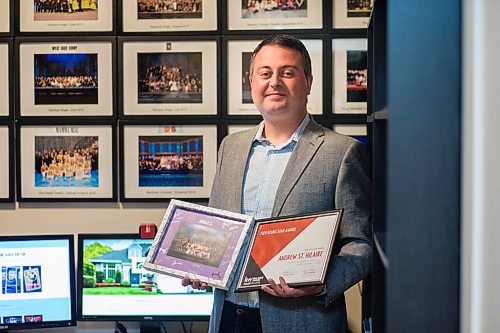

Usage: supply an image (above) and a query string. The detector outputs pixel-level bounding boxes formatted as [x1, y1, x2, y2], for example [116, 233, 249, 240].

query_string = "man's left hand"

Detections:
[261, 277, 324, 298]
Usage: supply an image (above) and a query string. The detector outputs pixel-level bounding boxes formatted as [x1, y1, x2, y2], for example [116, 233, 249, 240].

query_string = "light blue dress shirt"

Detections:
[225, 115, 310, 308]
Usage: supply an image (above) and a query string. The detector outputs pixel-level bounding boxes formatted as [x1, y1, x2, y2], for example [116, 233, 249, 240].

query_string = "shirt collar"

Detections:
[253, 114, 310, 148]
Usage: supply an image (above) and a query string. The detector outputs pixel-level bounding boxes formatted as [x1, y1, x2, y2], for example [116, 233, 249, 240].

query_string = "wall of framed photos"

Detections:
[0, 0, 370, 332]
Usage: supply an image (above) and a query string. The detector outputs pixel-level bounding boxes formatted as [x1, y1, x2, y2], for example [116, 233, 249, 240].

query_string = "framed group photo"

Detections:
[17, 123, 116, 202]
[0, 40, 12, 118]
[332, 38, 367, 114]
[144, 199, 254, 290]
[17, 38, 115, 118]
[226, 0, 322, 31]
[120, 38, 218, 116]
[18, 0, 114, 33]
[332, 123, 367, 144]
[0, 124, 14, 202]
[122, 0, 217, 33]
[225, 38, 323, 116]
[333, 0, 372, 29]
[0, 0, 12, 34]
[120, 122, 217, 201]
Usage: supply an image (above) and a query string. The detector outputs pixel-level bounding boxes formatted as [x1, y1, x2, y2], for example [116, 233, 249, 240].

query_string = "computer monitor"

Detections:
[0, 234, 76, 331]
[76, 234, 213, 326]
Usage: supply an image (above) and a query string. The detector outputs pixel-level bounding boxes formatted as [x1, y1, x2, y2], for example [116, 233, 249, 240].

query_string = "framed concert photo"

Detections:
[332, 38, 367, 114]
[0, 0, 12, 34]
[333, 0, 371, 29]
[0, 40, 11, 118]
[17, 123, 116, 202]
[17, 38, 115, 118]
[18, 0, 114, 33]
[120, 123, 217, 201]
[122, 0, 217, 33]
[0, 124, 14, 202]
[236, 210, 342, 292]
[332, 124, 367, 145]
[225, 38, 323, 116]
[144, 199, 254, 290]
[226, 0, 322, 31]
[121, 38, 218, 116]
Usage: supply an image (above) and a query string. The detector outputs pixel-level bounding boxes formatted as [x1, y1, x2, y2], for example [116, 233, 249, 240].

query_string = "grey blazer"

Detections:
[208, 118, 372, 333]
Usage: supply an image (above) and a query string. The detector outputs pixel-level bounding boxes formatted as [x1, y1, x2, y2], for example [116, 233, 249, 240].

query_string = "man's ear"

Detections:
[306, 75, 313, 95]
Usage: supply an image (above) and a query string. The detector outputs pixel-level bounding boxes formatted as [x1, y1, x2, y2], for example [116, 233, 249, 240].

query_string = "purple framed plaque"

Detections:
[144, 199, 254, 290]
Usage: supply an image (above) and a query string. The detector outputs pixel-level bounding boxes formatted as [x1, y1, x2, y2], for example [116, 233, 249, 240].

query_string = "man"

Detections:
[183, 34, 372, 333]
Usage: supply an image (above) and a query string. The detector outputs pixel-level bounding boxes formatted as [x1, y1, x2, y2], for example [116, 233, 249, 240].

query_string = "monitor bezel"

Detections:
[0, 234, 77, 331]
[76, 233, 212, 322]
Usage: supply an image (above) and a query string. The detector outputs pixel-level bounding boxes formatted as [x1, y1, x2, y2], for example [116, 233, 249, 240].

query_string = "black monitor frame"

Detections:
[76, 233, 213, 326]
[0, 234, 77, 331]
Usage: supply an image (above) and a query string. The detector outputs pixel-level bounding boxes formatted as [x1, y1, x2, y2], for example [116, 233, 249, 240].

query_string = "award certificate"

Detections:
[144, 199, 254, 290]
[236, 210, 343, 292]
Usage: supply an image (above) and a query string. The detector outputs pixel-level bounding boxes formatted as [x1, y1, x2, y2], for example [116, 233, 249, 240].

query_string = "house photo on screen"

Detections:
[77, 234, 213, 321]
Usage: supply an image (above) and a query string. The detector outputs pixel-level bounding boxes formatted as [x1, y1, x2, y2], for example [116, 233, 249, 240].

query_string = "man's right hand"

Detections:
[181, 275, 208, 290]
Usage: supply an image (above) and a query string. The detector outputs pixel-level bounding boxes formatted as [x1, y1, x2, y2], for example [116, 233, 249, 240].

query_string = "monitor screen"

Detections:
[77, 234, 213, 322]
[0, 234, 76, 331]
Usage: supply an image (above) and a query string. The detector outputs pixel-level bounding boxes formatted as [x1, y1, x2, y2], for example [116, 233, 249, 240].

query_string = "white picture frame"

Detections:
[19, 124, 115, 201]
[332, 38, 367, 114]
[121, 124, 217, 200]
[122, 0, 217, 33]
[18, 40, 114, 117]
[122, 40, 218, 116]
[19, 0, 113, 32]
[0, 126, 10, 200]
[227, 0, 322, 31]
[227, 39, 323, 116]
[0, 43, 9, 117]
[333, 0, 371, 29]
[0, 0, 10, 33]
[227, 124, 257, 136]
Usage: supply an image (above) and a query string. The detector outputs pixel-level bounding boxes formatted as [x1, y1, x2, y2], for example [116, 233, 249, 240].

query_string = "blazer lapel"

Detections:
[272, 120, 325, 216]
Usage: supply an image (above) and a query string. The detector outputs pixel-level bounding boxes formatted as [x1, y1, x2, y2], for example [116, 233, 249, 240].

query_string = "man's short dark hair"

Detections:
[249, 34, 312, 78]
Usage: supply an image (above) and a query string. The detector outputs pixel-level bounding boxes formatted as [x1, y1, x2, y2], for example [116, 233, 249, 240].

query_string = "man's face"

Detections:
[250, 45, 312, 122]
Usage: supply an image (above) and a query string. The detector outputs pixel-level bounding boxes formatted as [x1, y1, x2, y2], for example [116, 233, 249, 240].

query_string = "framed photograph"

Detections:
[19, 0, 114, 33]
[0, 124, 14, 202]
[227, 124, 257, 136]
[17, 39, 115, 118]
[333, 0, 372, 29]
[144, 199, 254, 290]
[226, 38, 323, 116]
[332, 124, 367, 144]
[0, 40, 11, 118]
[226, 0, 322, 31]
[17, 123, 116, 202]
[121, 38, 218, 116]
[122, 0, 217, 33]
[120, 123, 217, 201]
[0, 0, 12, 34]
[236, 210, 342, 292]
[332, 38, 367, 114]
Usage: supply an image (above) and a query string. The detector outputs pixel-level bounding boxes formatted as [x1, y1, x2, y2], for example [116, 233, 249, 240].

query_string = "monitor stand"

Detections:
[140, 322, 161, 333]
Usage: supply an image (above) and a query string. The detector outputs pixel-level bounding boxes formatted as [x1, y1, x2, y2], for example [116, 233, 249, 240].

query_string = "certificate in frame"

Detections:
[226, 0, 322, 31]
[0, 40, 11, 118]
[18, 0, 114, 33]
[17, 38, 115, 118]
[226, 38, 323, 116]
[122, 0, 217, 33]
[121, 38, 218, 116]
[332, 38, 367, 114]
[120, 123, 217, 201]
[17, 123, 116, 202]
[333, 0, 371, 29]
[236, 210, 342, 292]
[144, 199, 254, 290]
[0, 124, 14, 202]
